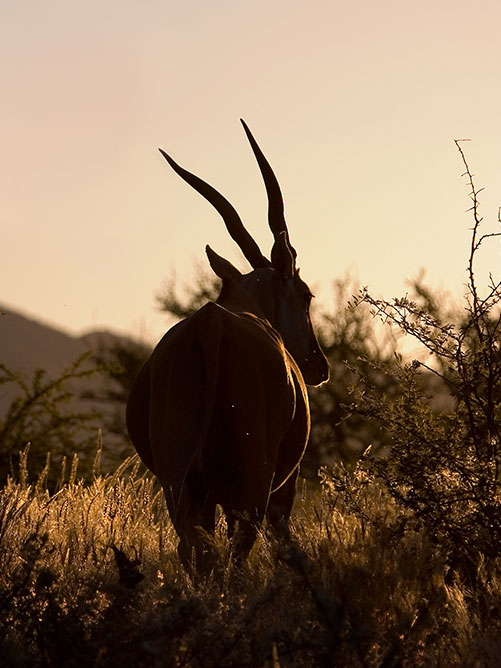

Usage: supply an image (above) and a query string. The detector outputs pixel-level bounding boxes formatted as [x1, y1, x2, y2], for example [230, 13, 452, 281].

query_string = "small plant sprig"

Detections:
[0, 352, 101, 484]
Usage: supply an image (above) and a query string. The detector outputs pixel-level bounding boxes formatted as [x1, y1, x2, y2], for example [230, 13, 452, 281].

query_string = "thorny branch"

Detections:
[350, 140, 501, 561]
[454, 139, 501, 325]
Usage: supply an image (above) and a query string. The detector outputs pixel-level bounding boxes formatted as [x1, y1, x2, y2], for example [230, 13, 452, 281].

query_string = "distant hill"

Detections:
[0, 306, 89, 378]
[0, 304, 142, 472]
[0, 304, 128, 420]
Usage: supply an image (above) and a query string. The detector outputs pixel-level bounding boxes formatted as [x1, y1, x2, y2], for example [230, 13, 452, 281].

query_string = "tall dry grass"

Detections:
[1, 446, 499, 667]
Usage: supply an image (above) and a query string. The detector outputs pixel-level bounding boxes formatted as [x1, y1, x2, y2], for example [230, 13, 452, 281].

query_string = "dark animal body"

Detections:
[126, 121, 329, 571]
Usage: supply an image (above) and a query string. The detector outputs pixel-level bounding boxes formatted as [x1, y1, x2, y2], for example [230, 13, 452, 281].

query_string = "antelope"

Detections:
[126, 120, 329, 572]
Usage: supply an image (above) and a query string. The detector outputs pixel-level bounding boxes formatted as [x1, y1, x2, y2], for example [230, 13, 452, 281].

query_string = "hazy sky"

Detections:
[2, 0, 500, 342]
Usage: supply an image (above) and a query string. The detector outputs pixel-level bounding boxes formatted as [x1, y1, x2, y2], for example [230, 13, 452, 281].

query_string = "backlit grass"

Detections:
[1, 447, 499, 667]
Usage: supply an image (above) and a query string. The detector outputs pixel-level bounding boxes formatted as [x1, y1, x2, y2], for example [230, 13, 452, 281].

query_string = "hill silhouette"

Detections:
[0, 304, 124, 418]
[0, 305, 88, 377]
[0, 303, 141, 475]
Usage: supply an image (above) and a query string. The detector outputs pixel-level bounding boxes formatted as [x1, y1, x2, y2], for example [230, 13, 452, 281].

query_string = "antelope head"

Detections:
[159, 120, 329, 386]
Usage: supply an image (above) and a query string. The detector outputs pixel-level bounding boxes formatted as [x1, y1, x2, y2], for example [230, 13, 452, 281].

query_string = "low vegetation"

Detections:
[1, 449, 499, 667]
[0, 353, 101, 486]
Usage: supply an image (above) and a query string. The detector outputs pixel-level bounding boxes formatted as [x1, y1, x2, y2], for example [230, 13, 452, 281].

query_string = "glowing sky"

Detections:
[2, 0, 500, 343]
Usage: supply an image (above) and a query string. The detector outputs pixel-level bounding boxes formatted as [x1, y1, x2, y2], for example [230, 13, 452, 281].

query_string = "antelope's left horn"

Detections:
[159, 148, 268, 270]
[240, 119, 297, 260]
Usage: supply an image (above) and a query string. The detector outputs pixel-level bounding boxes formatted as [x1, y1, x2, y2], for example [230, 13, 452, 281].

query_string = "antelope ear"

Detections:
[270, 231, 295, 279]
[205, 245, 242, 281]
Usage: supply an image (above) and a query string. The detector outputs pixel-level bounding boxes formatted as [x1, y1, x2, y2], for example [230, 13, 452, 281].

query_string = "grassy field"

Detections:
[1, 447, 499, 668]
